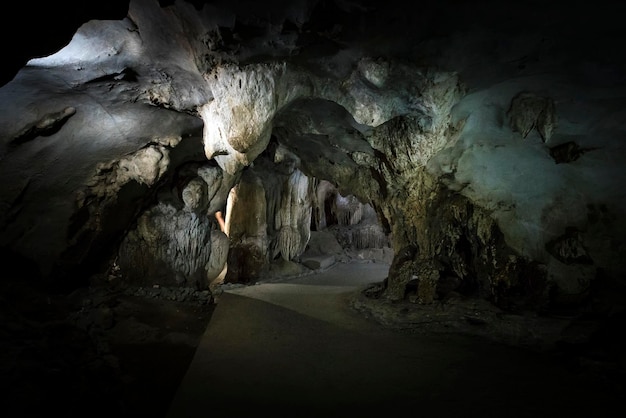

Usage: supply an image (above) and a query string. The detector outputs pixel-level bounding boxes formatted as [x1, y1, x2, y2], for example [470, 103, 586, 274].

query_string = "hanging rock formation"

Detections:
[507, 91, 558, 143]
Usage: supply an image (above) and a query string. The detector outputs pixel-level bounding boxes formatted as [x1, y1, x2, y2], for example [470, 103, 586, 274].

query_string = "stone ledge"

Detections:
[301, 255, 336, 270]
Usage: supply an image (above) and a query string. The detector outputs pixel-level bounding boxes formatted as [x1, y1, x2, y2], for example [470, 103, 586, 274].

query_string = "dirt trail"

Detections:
[167, 262, 624, 418]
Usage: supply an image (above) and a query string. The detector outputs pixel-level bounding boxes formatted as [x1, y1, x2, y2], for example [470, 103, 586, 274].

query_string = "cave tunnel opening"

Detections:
[201, 93, 397, 286]
[215, 133, 392, 286]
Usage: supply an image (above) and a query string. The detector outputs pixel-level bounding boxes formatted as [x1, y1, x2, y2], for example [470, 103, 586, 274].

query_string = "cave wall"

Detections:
[382, 167, 548, 310]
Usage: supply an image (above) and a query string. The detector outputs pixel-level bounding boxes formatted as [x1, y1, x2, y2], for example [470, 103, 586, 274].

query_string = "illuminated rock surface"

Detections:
[1, 0, 625, 416]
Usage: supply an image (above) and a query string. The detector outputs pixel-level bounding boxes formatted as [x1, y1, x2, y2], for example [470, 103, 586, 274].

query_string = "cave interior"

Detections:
[1, 0, 625, 416]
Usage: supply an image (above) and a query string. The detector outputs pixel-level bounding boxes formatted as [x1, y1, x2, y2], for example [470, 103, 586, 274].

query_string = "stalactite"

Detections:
[277, 225, 300, 261]
[333, 193, 363, 226]
[272, 168, 312, 260]
[352, 223, 388, 249]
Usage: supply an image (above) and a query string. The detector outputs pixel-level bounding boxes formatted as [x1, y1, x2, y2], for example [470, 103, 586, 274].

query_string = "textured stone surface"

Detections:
[117, 203, 215, 289]
[0, 0, 625, 322]
[1, 2, 626, 415]
[507, 91, 558, 143]
[301, 255, 336, 270]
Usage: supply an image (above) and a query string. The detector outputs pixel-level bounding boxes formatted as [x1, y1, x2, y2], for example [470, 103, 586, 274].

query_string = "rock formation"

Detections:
[1, 0, 625, 325]
[507, 91, 558, 143]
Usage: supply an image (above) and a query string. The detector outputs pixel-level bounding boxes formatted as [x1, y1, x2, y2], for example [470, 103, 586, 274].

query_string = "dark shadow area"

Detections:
[169, 262, 626, 418]
[0, 271, 214, 418]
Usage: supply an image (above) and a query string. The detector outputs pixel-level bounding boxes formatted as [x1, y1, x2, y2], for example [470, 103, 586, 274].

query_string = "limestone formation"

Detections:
[545, 227, 592, 265]
[181, 177, 208, 214]
[0, 0, 624, 323]
[274, 169, 312, 261]
[11, 106, 76, 146]
[380, 167, 549, 311]
[507, 91, 558, 143]
[206, 230, 229, 282]
[223, 170, 268, 283]
[222, 144, 315, 281]
[311, 179, 337, 230]
[333, 194, 363, 226]
[117, 202, 215, 289]
[115, 161, 231, 288]
[549, 141, 595, 164]
[2, 2, 626, 414]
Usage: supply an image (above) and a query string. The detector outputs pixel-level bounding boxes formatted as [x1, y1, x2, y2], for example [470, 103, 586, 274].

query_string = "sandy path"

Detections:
[167, 262, 624, 418]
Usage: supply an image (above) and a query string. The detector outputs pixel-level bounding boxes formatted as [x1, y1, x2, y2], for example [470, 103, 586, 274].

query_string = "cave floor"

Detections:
[167, 262, 626, 418]
[3, 261, 625, 418]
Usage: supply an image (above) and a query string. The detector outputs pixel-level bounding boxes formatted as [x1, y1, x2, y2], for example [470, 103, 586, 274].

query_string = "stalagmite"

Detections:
[223, 170, 269, 282]
[274, 169, 312, 261]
